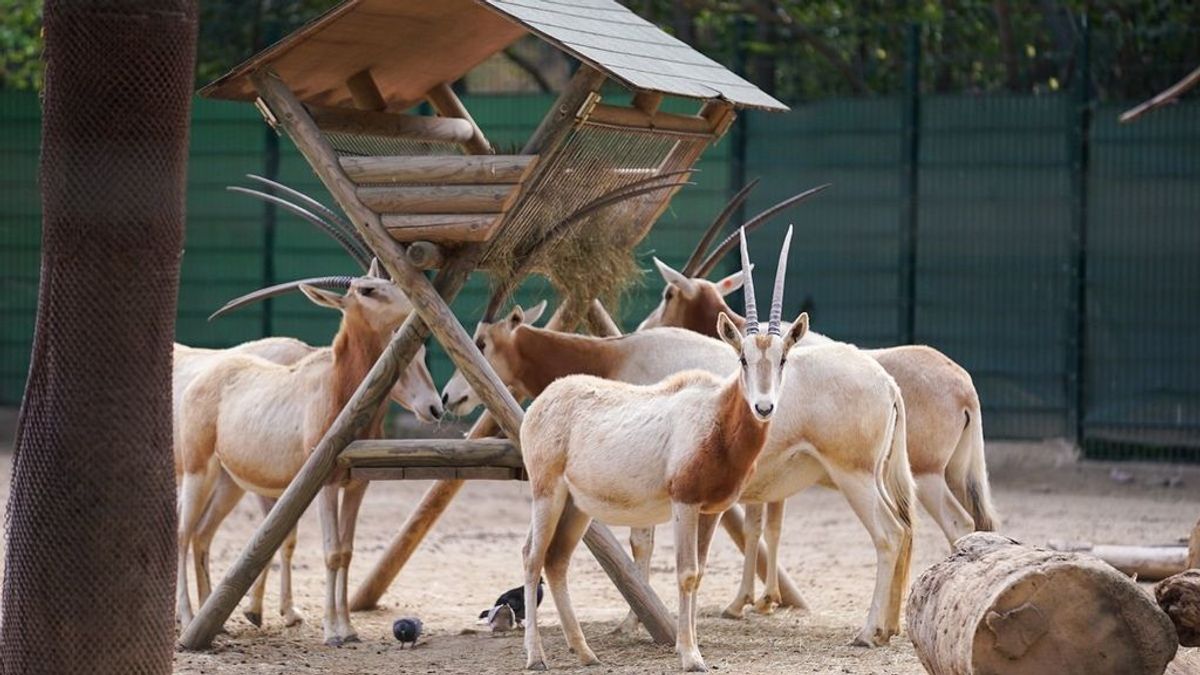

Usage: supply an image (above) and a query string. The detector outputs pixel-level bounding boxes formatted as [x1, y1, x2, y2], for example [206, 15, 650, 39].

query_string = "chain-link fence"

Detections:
[1, 14, 1197, 460]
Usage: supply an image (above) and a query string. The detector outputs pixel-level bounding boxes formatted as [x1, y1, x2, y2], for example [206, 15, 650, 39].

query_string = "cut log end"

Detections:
[909, 532, 1179, 675]
[1157, 570, 1200, 647]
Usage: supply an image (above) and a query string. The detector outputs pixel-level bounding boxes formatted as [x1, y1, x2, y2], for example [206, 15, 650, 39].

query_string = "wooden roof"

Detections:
[200, 0, 787, 112]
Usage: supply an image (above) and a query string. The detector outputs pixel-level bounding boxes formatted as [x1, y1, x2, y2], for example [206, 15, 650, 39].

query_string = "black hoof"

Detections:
[243, 611, 263, 628]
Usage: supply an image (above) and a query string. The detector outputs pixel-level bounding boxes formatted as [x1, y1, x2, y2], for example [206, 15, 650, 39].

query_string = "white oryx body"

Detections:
[639, 260, 997, 543]
[517, 228, 800, 672]
[175, 273, 420, 645]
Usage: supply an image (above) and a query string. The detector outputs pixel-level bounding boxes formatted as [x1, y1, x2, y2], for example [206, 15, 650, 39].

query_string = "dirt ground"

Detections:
[1, 417, 1198, 673]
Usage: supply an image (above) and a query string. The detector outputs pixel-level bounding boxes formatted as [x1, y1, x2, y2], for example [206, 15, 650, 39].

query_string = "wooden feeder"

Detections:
[180, 0, 786, 651]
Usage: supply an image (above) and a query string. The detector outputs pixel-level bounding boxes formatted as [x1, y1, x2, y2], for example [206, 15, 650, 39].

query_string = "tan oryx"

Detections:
[175, 267, 420, 645]
[640, 254, 996, 544]
[444, 230, 913, 657]
[172, 326, 442, 629]
[518, 228, 802, 671]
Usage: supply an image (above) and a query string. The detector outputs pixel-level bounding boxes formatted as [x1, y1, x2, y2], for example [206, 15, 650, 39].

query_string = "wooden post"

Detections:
[179, 260, 474, 649]
[349, 414, 499, 611]
[425, 82, 492, 155]
[346, 68, 387, 111]
[583, 523, 676, 644]
[251, 68, 524, 441]
[405, 241, 445, 270]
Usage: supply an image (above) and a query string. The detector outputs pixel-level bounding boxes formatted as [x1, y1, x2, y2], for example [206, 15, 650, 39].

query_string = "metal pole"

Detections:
[1066, 13, 1091, 446]
[899, 22, 921, 345]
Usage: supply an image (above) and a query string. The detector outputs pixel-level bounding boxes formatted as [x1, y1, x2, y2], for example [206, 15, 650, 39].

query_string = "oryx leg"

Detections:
[825, 465, 909, 647]
[673, 502, 707, 672]
[176, 464, 219, 630]
[914, 472, 973, 547]
[544, 498, 599, 666]
[191, 470, 244, 613]
[317, 483, 345, 646]
[333, 479, 368, 643]
[754, 500, 785, 613]
[247, 495, 303, 627]
[523, 481, 569, 671]
[722, 502, 763, 619]
[615, 526, 655, 635]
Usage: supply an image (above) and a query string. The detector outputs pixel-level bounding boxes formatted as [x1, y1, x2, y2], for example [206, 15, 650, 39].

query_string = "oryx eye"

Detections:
[664, 288, 674, 300]
[739, 356, 747, 367]
[359, 286, 375, 298]
[475, 338, 486, 351]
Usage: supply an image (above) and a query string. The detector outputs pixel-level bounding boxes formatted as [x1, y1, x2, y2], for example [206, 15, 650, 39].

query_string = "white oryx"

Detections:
[444, 229, 913, 661]
[175, 266, 422, 645]
[519, 229, 801, 671]
[640, 257, 997, 543]
[172, 329, 441, 629]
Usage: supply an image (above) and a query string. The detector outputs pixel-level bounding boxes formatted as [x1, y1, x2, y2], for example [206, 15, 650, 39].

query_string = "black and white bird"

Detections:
[392, 616, 423, 648]
[486, 603, 517, 633]
[478, 578, 544, 623]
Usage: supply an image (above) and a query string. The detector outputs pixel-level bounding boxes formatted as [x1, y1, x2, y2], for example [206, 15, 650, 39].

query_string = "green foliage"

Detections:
[0, 0, 42, 90]
[0, 0, 1197, 102]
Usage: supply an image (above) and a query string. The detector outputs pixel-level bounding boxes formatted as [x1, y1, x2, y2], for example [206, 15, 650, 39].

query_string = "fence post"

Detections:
[898, 22, 921, 345]
[1065, 14, 1091, 446]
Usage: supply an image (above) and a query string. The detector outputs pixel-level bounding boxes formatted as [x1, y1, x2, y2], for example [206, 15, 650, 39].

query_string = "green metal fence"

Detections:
[1, 74, 1197, 460]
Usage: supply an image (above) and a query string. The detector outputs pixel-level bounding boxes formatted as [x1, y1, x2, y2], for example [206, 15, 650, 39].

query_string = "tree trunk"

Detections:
[1157, 570, 1200, 647]
[0, 1, 197, 673]
[908, 533, 1178, 675]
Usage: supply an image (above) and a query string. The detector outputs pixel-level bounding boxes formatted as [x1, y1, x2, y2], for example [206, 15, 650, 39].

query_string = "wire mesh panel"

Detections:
[1084, 101, 1200, 461]
[916, 95, 1073, 439]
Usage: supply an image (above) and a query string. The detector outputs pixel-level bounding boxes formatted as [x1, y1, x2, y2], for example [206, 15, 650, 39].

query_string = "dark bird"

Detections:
[392, 617, 423, 648]
[487, 603, 517, 633]
[478, 578, 544, 622]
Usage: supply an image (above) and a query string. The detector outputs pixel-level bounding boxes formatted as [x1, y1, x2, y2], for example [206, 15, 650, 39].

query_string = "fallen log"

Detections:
[1046, 540, 1188, 581]
[1188, 517, 1200, 569]
[908, 532, 1178, 675]
[1157, 570, 1200, 647]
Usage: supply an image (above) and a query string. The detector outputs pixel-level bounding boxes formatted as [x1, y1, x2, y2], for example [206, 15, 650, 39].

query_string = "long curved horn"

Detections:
[682, 177, 760, 276]
[244, 174, 358, 244]
[739, 227, 759, 335]
[696, 183, 831, 277]
[227, 186, 373, 270]
[481, 173, 696, 322]
[768, 225, 794, 335]
[208, 276, 354, 321]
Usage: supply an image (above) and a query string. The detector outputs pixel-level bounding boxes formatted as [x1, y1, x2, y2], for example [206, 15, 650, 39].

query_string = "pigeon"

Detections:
[392, 617, 422, 648]
[478, 578, 544, 622]
[487, 603, 517, 633]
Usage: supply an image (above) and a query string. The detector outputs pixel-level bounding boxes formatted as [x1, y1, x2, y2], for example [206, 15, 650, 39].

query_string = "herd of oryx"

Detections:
[171, 183, 997, 672]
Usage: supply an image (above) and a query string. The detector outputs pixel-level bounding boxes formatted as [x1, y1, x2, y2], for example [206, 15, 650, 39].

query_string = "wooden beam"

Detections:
[525, 65, 606, 156]
[358, 184, 517, 214]
[587, 103, 714, 136]
[346, 69, 387, 111]
[350, 414, 500, 612]
[405, 241, 446, 270]
[341, 155, 537, 185]
[308, 105, 475, 144]
[425, 82, 492, 155]
[700, 99, 737, 137]
[583, 523, 676, 644]
[340, 438, 521, 469]
[633, 90, 664, 115]
[382, 214, 500, 243]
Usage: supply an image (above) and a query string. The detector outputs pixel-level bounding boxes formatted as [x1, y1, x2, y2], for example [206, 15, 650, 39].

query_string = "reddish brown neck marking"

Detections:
[669, 375, 769, 508]
[330, 313, 389, 431]
[512, 326, 618, 398]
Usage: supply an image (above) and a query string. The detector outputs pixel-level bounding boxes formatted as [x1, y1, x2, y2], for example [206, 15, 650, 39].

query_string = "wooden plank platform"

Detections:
[340, 438, 525, 481]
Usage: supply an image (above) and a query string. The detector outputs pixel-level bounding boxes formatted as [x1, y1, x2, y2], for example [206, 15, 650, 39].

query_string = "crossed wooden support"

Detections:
[179, 65, 803, 651]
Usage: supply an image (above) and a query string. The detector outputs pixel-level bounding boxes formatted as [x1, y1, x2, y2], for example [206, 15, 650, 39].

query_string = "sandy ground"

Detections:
[0, 416, 1198, 673]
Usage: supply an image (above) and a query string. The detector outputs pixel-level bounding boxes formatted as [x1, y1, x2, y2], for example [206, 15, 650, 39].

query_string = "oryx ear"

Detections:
[523, 299, 548, 326]
[368, 257, 384, 278]
[714, 264, 753, 296]
[653, 257, 696, 297]
[717, 312, 742, 350]
[299, 284, 345, 310]
[784, 312, 809, 351]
